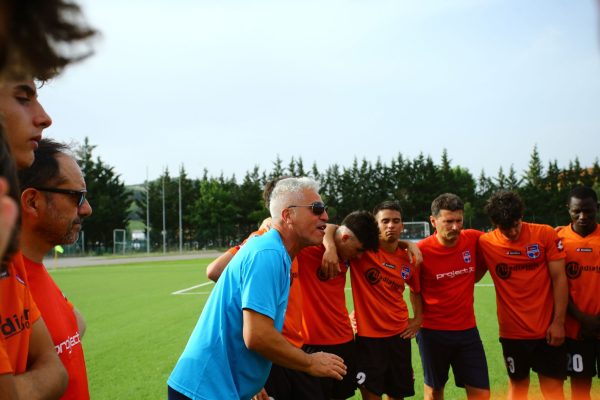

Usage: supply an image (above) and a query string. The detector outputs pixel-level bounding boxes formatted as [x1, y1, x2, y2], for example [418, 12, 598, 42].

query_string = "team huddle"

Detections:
[168, 177, 600, 400]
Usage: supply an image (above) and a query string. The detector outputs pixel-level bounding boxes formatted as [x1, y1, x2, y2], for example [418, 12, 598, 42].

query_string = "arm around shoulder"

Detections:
[206, 251, 235, 282]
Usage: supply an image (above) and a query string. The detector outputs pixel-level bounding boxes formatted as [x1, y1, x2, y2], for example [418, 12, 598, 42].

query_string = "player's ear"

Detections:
[281, 207, 293, 225]
[20, 188, 42, 216]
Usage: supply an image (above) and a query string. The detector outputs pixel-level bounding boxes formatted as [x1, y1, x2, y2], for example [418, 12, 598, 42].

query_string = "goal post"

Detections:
[113, 229, 127, 254]
[402, 221, 431, 242]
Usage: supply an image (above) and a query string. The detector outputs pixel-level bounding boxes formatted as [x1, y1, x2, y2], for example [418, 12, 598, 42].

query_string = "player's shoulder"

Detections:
[462, 229, 484, 240]
[524, 222, 558, 238]
[417, 234, 436, 249]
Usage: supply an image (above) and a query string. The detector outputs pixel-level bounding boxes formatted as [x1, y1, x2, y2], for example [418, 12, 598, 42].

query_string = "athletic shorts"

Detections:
[566, 338, 600, 378]
[499, 338, 567, 381]
[303, 340, 357, 399]
[417, 327, 489, 390]
[167, 385, 192, 400]
[355, 334, 415, 398]
[264, 362, 325, 400]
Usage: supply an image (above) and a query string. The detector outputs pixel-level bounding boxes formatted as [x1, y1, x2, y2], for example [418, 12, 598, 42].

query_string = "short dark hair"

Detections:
[568, 186, 598, 204]
[373, 200, 403, 218]
[1, 0, 97, 80]
[262, 176, 291, 209]
[431, 193, 464, 216]
[18, 138, 70, 190]
[484, 190, 524, 229]
[341, 211, 379, 252]
[0, 127, 20, 271]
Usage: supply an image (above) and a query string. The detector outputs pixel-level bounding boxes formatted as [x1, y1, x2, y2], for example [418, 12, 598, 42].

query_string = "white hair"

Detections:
[269, 177, 320, 220]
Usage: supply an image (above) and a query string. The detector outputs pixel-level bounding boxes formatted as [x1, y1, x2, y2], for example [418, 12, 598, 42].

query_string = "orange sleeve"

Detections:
[281, 259, 304, 348]
[0, 337, 12, 375]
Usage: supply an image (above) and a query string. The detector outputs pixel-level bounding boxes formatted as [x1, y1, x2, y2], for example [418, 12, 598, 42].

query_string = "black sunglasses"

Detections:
[33, 186, 87, 207]
[287, 201, 327, 216]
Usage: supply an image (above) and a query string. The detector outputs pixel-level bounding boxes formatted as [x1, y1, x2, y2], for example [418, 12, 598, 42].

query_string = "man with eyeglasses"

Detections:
[17, 138, 92, 399]
[168, 177, 347, 400]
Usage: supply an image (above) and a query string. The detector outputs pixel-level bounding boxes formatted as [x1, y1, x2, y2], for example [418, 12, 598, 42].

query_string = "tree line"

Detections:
[74, 138, 600, 253]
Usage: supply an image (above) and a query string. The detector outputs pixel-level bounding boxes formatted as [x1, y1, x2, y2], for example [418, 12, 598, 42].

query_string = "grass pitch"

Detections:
[50, 258, 599, 399]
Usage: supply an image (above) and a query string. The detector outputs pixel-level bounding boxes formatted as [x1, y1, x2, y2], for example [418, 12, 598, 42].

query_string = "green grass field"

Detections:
[49, 258, 600, 399]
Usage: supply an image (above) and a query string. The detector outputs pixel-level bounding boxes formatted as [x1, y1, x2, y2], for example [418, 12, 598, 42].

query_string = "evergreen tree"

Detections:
[75, 137, 129, 252]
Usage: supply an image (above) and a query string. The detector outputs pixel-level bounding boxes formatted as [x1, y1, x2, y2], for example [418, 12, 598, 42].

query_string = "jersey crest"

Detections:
[401, 265, 411, 280]
[462, 250, 472, 264]
[526, 244, 540, 259]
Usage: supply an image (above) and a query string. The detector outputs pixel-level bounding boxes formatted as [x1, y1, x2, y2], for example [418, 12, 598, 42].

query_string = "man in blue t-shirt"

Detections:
[168, 177, 347, 400]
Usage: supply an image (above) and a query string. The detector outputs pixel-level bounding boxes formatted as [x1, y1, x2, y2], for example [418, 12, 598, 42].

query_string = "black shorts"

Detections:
[167, 386, 192, 400]
[355, 334, 415, 398]
[264, 362, 325, 400]
[499, 338, 567, 381]
[417, 327, 489, 390]
[304, 340, 357, 399]
[566, 338, 600, 378]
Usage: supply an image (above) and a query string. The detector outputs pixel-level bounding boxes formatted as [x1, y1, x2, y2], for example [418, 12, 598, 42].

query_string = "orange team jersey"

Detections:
[227, 228, 304, 347]
[0, 252, 42, 374]
[297, 245, 353, 345]
[418, 229, 483, 330]
[0, 335, 9, 374]
[23, 257, 90, 399]
[350, 247, 420, 338]
[557, 224, 600, 340]
[478, 222, 565, 339]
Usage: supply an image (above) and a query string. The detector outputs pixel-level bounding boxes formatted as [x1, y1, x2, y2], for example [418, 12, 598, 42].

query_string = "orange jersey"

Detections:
[23, 257, 90, 399]
[556, 224, 600, 339]
[478, 222, 565, 339]
[227, 228, 304, 347]
[297, 245, 353, 345]
[0, 335, 9, 374]
[0, 252, 41, 374]
[350, 247, 420, 338]
[281, 259, 304, 348]
[418, 229, 483, 330]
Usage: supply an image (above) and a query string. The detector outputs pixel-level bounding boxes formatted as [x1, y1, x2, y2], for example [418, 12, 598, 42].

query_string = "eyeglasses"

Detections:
[32, 186, 87, 207]
[287, 201, 327, 216]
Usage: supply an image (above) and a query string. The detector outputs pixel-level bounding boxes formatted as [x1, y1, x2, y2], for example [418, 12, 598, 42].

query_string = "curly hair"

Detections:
[0, 126, 20, 272]
[1, 0, 97, 80]
[484, 190, 524, 229]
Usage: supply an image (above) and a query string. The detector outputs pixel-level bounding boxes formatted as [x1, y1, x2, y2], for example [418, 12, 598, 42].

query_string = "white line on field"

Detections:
[173, 291, 212, 295]
[172, 281, 214, 295]
[173, 281, 494, 296]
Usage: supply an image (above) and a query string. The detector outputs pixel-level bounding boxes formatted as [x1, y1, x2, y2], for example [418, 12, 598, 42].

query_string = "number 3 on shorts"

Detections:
[505, 356, 515, 373]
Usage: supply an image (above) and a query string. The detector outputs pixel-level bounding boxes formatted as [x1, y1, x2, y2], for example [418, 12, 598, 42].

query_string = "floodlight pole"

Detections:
[178, 166, 183, 253]
[162, 172, 166, 254]
[146, 167, 150, 255]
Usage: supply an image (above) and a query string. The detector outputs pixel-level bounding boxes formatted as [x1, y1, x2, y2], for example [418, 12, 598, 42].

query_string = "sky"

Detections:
[40, 0, 600, 185]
